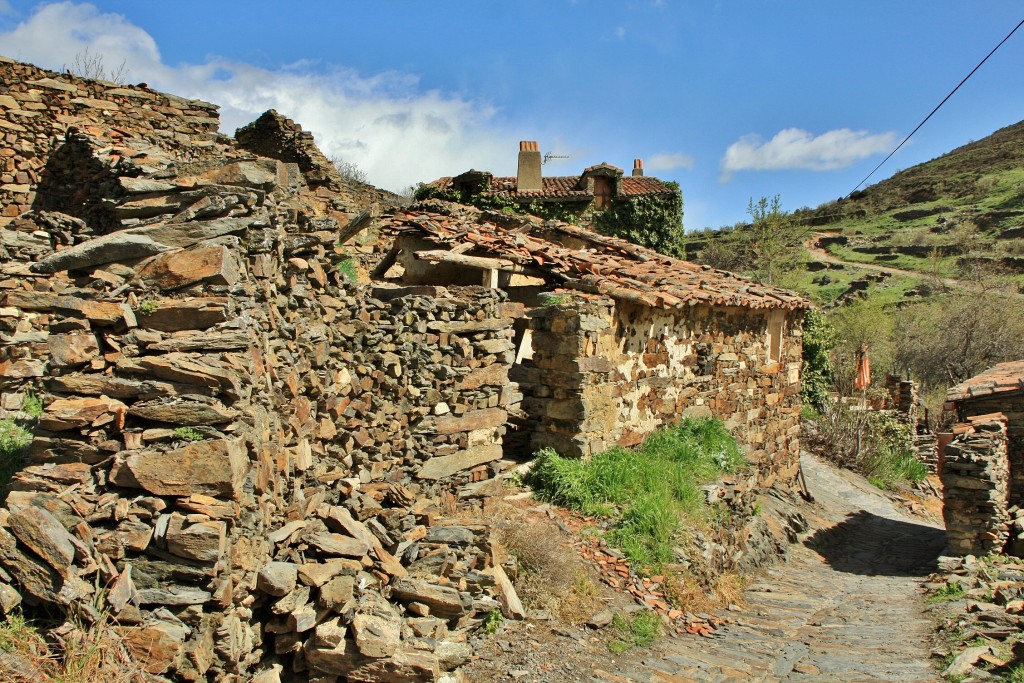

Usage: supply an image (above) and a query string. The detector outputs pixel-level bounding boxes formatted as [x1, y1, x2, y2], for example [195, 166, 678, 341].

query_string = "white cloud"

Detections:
[0, 2, 516, 192]
[614, 26, 626, 40]
[646, 152, 694, 171]
[719, 127, 896, 181]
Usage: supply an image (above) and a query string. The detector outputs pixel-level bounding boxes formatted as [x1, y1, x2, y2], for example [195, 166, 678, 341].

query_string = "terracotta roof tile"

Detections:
[429, 175, 676, 200]
[947, 360, 1024, 403]
[381, 205, 811, 312]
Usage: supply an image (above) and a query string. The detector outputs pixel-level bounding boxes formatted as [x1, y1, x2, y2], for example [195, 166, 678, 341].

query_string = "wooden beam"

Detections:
[413, 249, 521, 272]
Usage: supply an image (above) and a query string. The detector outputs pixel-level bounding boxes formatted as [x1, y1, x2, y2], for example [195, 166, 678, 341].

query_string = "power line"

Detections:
[849, 16, 1024, 196]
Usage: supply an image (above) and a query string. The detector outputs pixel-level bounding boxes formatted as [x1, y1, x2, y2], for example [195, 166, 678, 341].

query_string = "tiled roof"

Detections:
[427, 175, 676, 200]
[381, 204, 811, 311]
[946, 360, 1024, 403]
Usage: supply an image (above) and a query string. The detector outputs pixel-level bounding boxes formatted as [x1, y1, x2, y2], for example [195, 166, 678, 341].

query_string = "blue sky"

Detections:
[1, 1, 1022, 230]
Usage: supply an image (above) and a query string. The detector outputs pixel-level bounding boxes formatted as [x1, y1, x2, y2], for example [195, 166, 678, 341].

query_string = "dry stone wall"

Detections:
[942, 414, 1011, 556]
[520, 296, 803, 485]
[0, 56, 222, 226]
[0, 58, 526, 683]
[954, 392, 1024, 507]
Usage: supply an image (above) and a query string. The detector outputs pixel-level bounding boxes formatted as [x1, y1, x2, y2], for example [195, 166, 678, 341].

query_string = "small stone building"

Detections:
[945, 360, 1024, 503]
[379, 203, 810, 485]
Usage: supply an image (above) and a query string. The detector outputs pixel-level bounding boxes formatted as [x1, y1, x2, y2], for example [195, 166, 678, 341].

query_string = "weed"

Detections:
[609, 610, 662, 652]
[866, 448, 929, 490]
[0, 612, 145, 682]
[22, 392, 43, 418]
[0, 419, 31, 494]
[483, 609, 503, 635]
[137, 300, 160, 316]
[336, 257, 358, 282]
[1005, 663, 1024, 683]
[171, 427, 204, 442]
[929, 581, 967, 603]
[526, 418, 746, 573]
[538, 293, 568, 307]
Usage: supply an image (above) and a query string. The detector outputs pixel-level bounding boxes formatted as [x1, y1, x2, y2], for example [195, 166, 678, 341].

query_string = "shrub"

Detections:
[172, 427, 204, 442]
[801, 309, 837, 412]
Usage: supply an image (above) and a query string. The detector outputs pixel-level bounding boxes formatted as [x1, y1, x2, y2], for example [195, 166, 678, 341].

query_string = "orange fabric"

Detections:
[854, 348, 871, 390]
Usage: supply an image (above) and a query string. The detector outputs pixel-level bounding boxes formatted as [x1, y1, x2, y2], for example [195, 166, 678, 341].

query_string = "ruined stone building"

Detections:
[942, 361, 1024, 555]
[0, 55, 807, 682]
[378, 203, 809, 485]
[419, 141, 681, 232]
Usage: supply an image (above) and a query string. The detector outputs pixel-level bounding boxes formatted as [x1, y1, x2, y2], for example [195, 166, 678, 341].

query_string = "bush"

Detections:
[801, 309, 837, 412]
[807, 403, 926, 489]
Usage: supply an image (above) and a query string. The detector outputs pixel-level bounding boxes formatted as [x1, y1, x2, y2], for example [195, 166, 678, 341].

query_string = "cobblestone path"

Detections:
[597, 453, 947, 683]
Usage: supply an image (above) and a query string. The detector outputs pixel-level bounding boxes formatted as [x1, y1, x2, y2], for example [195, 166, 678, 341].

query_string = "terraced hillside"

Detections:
[687, 120, 1024, 307]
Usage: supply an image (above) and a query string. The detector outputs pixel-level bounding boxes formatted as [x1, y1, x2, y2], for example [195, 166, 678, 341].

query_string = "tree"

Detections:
[745, 195, 805, 286]
[695, 195, 806, 284]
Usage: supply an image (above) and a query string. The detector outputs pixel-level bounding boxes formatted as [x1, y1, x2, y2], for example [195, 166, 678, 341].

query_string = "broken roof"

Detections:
[946, 360, 1024, 404]
[426, 175, 677, 201]
[381, 203, 811, 312]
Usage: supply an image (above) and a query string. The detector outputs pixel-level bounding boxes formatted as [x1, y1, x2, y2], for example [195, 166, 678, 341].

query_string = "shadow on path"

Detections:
[804, 509, 947, 577]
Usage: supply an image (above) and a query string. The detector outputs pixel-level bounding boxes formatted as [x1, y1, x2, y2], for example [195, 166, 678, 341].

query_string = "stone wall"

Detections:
[954, 392, 1024, 506]
[0, 56, 223, 226]
[519, 295, 803, 485]
[942, 413, 1011, 556]
[0, 58, 528, 682]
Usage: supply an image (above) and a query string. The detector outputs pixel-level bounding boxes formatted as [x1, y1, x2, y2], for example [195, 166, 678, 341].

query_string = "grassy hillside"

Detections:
[685, 120, 1024, 307]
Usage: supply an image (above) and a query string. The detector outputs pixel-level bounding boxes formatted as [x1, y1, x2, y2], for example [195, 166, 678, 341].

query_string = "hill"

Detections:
[686, 120, 1024, 307]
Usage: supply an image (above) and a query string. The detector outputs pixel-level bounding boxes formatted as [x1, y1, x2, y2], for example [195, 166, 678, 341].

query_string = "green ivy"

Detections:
[801, 309, 836, 412]
[592, 183, 685, 257]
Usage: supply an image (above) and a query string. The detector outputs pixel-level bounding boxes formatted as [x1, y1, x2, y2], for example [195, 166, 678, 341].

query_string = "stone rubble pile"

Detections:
[0, 59, 529, 682]
[928, 554, 1024, 678]
[941, 413, 1011, 557]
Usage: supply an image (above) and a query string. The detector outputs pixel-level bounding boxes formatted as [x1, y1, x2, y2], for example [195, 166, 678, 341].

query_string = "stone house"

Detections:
[379, 203, 810, 485]
[419, 141, 681, 230]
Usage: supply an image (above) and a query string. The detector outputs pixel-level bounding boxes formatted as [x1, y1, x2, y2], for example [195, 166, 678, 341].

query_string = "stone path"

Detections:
[596, 453, 947, 683]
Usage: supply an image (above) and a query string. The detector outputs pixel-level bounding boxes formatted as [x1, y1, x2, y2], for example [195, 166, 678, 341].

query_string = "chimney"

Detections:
[517, 141, 542, 192]
[632, 159, 644, 177]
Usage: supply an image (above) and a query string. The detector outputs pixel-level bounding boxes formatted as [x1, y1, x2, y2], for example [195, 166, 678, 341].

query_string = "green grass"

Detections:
[865, 448, 929, 491]
[609, 610, 662, 652]
[0, 419, 31, 493]
[526, 418, 746, 572]
[929, 581, 967, 604]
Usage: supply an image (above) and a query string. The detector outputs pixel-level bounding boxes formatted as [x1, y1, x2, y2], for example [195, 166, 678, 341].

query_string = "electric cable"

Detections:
[849, 16, 1024, 196]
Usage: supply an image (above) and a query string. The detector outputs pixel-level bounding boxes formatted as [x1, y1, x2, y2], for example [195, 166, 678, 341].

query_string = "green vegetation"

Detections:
[800, 309, 837, 412]
[609, 610, 662, 652]
[928, 581, 966, 604]
[0, 612, 142, 683]
[138, 299, 160, 316]
[483, 609, 504, 635]
[592, 185, 685, 257]
[22, 392, 43, 418]
[691, 195, 808, 286]
[526, 418, 746, 572]
[0, 419, 31, 494]
[172, 427, 204, 442]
